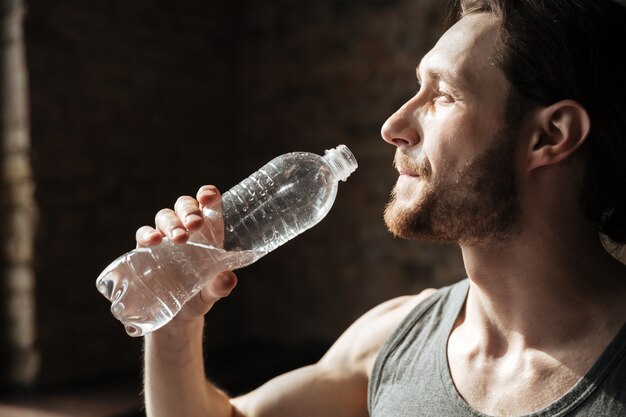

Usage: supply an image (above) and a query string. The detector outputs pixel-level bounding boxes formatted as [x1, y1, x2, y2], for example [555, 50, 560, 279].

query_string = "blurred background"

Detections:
[0, 0, 468, 415]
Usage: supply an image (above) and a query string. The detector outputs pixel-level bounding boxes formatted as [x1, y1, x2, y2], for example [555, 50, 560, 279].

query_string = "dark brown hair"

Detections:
[447, 0, 626, 243]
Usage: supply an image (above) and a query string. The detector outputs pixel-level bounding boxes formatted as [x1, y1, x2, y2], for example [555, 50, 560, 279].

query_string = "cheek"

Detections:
[426, 112, 499, 174]
[421, 128, 458, 180]
[420, 102, 504, 177]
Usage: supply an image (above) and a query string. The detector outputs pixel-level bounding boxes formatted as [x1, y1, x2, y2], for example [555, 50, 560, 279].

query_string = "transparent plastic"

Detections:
[96, 145, 358, 337]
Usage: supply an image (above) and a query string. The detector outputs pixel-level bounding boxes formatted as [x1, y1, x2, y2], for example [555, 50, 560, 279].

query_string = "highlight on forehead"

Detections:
[417, 13, 503, 92]
[460, 0, 502, 18]
[446, 0, 504, 28]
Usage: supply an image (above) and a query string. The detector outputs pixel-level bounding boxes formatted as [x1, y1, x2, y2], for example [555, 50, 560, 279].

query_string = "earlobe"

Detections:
[526, 100, 590, 171]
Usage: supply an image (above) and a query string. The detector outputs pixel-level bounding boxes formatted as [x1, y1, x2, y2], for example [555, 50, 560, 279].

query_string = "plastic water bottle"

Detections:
[96, 145, 358, 337]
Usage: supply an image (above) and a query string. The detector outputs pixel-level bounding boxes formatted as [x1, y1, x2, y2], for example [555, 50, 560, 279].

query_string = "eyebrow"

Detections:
[416, 64, 468, 91]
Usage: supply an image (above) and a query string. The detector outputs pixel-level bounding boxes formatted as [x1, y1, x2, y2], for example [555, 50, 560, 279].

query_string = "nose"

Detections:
[381, 98, 421, 149]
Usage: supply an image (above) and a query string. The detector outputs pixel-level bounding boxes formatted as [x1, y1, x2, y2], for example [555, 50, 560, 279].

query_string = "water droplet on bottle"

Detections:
[95, 145, 357, 337]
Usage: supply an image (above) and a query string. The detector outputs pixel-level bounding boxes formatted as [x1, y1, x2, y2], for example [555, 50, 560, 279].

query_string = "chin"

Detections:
[384, 198, 425, 240]
[383, 186, 454, 242]
[394, 175, 424, 200]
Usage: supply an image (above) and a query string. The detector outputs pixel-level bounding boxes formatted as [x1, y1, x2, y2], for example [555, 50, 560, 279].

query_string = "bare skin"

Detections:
[382, 13, 626, 416]
[141, 13, 626, 417]
[141, 187, 436, 417]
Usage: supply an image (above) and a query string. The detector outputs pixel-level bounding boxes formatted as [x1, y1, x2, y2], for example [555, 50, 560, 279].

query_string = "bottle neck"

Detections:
[323, 145, 358, 182]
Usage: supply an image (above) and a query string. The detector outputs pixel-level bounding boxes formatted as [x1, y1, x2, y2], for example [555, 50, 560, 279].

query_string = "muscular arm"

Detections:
[144, 289, 436, 417]
[140, 184, 437, 416]
[144, 318, 231, 417]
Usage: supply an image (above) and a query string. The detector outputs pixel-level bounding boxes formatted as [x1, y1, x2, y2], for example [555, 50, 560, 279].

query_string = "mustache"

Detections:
[393, 152, 431, 177]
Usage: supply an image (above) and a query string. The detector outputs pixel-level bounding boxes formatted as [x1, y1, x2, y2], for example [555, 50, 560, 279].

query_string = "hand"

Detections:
[135, 185, 238, 328]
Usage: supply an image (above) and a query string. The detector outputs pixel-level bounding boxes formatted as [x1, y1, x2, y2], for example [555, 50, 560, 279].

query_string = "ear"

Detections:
[526, 100, 591, 171]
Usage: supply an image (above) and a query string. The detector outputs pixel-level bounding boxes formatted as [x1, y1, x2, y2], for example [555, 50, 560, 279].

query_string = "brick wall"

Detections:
[1, 0, 38, 388]
[22, 0, 464, 390]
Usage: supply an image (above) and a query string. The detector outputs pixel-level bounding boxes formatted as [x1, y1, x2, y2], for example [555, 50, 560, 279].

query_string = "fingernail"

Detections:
[201, 187, 219, 200]
[185, 214, 202, 225]
[171, 228, 186, 238]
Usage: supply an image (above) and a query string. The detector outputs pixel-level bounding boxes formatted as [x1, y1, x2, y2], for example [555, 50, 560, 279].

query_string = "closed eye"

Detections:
[434, 92, 455, 104]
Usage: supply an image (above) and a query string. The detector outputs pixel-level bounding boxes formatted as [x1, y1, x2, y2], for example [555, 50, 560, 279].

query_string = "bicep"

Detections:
[230, 289, 437, 417]
[231, 363, 369, 417]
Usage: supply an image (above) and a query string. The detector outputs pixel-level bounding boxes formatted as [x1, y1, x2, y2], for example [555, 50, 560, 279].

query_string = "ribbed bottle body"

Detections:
[96, 145, 357, 337]
[221, 152, 339, 253]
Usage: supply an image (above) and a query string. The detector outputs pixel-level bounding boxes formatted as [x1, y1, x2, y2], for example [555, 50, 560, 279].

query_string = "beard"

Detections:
[384, 130, 520, 246]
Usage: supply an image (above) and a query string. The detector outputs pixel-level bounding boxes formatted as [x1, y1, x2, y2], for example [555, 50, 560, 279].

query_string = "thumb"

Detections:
[201, 270, 238, 302]
[182, 271, 238, 317]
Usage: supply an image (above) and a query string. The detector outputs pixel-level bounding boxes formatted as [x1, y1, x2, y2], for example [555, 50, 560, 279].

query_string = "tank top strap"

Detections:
[368, 279, 470, 414]
[369, 277, 626, 417]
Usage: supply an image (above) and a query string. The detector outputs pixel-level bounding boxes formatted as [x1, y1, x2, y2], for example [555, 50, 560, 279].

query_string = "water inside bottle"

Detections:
[97, 145, 357, 336]
[96, 243, 266, 336]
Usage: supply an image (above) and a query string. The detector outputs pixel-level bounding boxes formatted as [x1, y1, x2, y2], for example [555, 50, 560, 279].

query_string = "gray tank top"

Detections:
[368, 279, 626, 416]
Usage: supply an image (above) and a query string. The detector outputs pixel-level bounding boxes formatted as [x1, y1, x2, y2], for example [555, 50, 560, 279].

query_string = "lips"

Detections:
[394, 156, 423, 177]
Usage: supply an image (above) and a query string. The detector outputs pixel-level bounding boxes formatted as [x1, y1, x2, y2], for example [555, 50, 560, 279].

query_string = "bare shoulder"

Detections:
[318, 288, 438, 378]
[230, 289, 439, 417]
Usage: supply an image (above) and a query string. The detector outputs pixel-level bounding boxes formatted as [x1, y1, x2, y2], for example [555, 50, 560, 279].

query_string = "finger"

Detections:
[197, 185, 225, 246]
[155, 208, 188, 243]
[174, 195, 203, 231]
[200, 271, 238, 304]
[136, 225, 163, 247]
[196, 185, 221, 208]
[183, 271, 238, 317]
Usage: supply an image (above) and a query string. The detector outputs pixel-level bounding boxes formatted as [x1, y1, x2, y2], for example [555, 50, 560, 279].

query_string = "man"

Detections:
[138, 0, 626, 416]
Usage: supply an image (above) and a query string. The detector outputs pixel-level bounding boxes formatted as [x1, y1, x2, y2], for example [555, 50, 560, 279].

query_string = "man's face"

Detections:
[382, 13, 521, 245]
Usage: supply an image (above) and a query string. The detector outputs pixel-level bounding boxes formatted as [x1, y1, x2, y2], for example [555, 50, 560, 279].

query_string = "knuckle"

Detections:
[155, 208, 176, 227]
[174, 195, 193, 209]
[155, 208, 172, 219]
[136, 225, 152, 236]
[198, 288, 220, 306]
[175, 196, 199, 216]
[136, 225, 158, 247]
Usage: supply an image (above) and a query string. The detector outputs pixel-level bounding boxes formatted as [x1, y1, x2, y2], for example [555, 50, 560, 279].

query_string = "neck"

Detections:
[458, 222, 626, 350]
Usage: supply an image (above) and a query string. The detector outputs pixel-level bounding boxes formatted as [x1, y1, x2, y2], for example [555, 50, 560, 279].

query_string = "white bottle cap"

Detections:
[323, 144, 358, 182]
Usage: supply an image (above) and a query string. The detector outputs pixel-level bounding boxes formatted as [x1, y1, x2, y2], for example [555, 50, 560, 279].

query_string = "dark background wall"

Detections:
[20, 0, 465, 394]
